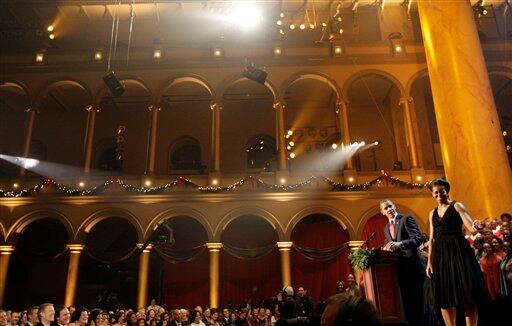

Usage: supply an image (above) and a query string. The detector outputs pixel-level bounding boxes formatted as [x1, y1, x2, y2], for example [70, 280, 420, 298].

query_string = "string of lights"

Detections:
[0, 171, 432, 198]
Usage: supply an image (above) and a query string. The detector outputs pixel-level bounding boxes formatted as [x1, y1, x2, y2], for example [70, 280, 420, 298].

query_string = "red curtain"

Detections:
[162, 217, 209, 308]
[362, 213, 388, 248]
[291, 216, 352, 304]
[220, 215, 280, 308]
[162, 250, 209, 308]
[220, 251, 281, 308]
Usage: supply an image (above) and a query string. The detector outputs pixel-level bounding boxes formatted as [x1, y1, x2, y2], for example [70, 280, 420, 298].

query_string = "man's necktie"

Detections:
[390, 220, 395, 240]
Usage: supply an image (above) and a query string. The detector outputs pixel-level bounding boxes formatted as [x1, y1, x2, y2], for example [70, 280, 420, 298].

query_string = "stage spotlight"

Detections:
[103, 71, 125, 97]
[339, 28, 344, 34]
[153, 49, 162, 60]
[289, 141, 295, 147]
[213, 47, 223, 57]
[242, 66, 267, 85]
[35, 52, 45, 63]
[279, 29, 285, 35]
[280, 12, 284, 18]
[503, 131, 508, 136]
[228, 5, 262, 29]
[374, 141, 379, 146]
[322, 22, 327, 27]
[145, 180, 152, 187]
[273, 47, 283, 56]
[276, 20, 282, 26]
[78, 181, 85, 188]
[280, 178, 286, 184]
[49, 33, 55, 40]
[290, 24, 295, 30]
[299, 24, 305, 30]
[13, 183, 19, 188]
[47, 25, 54, 32]
[348, 177, 355, 183]
[309, 23, 315, 29]
[394, 44, 403, 53]
[212, 179, 219, 185]
[287, 130, 293, 136]
[333, 45, 343, 56]
[416, 176, 423, 181]
[331, 143, 338, 149]
[287, 146, 291, 150]
[94, 50, 103, 61]
[289, 152, 296, 159]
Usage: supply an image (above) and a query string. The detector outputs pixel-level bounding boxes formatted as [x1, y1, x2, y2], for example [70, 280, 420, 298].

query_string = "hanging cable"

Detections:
[126, 0, 136, 67]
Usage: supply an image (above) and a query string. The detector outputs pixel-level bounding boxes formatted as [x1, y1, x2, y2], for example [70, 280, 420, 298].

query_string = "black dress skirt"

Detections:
[431, 201, 489, 309]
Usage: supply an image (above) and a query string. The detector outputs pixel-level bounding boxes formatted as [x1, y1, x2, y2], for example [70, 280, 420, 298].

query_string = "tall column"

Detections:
[277, 242, 292, 287]
[19, 108, 37, 176]
[210, 103, 222, 173]
[399, 97, 420, 169]
[83, 106, 100, 173]
[417, 0, 512, 217]
[336, 101, 354, 169]
[0, 245, 14, 308]
[146, 105, 161, 175]
[136, 244, 152, 309]
[206, 243, 222, 308]
[273, 102, 287, 171]
[64, 244, 84, 307]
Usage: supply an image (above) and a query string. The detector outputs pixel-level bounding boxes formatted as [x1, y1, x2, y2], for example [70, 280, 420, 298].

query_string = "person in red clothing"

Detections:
[480, 242, 502, 300]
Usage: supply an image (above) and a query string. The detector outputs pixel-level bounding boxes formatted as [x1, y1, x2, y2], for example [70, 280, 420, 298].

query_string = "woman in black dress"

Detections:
[425, 179, 488, 326]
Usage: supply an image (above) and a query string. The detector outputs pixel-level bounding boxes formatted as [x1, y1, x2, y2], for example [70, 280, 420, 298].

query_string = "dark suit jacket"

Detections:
[384, 214, 423, 258]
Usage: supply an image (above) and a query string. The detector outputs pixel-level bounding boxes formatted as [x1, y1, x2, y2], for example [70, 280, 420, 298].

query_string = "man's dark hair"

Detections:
[54, 306, 67, 321]
[38, 304, 53, 319]
[323, 294, 380, 326]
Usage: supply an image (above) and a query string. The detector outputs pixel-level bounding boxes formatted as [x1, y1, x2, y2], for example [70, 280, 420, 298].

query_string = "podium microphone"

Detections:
[361, 232, 377, 249]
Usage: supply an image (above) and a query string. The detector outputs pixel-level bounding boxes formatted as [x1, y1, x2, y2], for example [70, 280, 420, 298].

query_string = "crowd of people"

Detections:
[0, 284, 380, 326]
[465, 213, 512, 300]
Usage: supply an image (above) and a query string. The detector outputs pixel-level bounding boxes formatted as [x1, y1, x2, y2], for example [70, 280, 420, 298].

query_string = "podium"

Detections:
[362, 250, 403, 325]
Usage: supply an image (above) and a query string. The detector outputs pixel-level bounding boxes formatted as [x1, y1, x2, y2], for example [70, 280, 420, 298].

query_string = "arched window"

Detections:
[94, 138, 122, 172]
[169, 137, 202, 171]
[246, 135, 276, 170]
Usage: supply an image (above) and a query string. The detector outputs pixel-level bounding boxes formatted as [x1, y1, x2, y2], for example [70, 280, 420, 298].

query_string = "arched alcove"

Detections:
[5, 218, 69, 308]
[221, 79, 275, 172]
[290, 214, 351, 303]
[220, 215, 280, 307]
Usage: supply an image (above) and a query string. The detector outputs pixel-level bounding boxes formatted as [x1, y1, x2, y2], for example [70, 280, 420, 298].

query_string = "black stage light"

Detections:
[103, 71, 125, 97]
[242, 66, 267, 85]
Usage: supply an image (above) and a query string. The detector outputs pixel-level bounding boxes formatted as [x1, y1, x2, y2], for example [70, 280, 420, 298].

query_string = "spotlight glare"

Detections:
[322, 22, 327, 27]
[280, 12, 284, 18]
[334, 46, 342, 55]
[145, 180, 152, 187]
[212, 179, 219, 185]
[153, 49, 162, 59]
[279, 29, 285, 35]
[276, 20, 282, 26]
[416, 176, 423, 181]
[331, 143, 338, 149]
[78, 181, 85, 188]
[394, 45, 403, 53]
[280, 178, 286, 184]
[374, 141, 379, 146]
[299, 23, 305, 30]
[289, 152, 296, 159]
[213, 48, 222, 57]
[94, 51, 103, 61]
[13, 183, 19, 188]
[47, 25, 54, 32]
[274, 47, 282, 55]
[339, 28, 344, 34]
[49, 33, 55, 40]
[287, 146, 291, 150]
[503, 131, 508, 136]
[228, 5, 262, 29]
[309, 23, 315, 29]
[361, 141, 366, 146]
[287, 130, 293, 136]
[22, 158, 40, 169]
[289, 141, 295, 147]
[348, 177, 355, 183]
[35, 53, 45, 63]
[290, 24, 295, 30]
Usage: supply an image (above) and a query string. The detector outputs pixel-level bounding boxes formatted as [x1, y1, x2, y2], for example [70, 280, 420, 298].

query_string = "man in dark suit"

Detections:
[380, 199, 424, 326]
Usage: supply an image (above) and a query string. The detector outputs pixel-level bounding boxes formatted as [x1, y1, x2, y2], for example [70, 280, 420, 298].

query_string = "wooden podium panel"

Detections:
[362, 250, 402, 325]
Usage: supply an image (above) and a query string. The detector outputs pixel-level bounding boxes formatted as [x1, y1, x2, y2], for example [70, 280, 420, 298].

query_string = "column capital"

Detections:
[66, 244, 84, 253]
[206, 243, 223, 251]
[399, 97, 414, 105]
[148, 104, 162, 112]
[348, 241, 365, 251]
[137, 243, 153, 252]
[210, 102, 223, 110]
[85, 105, 101, 113]
[0, 245, 14, 255]
[277, 241, 293, 251]
[273, 101, 285, 110]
